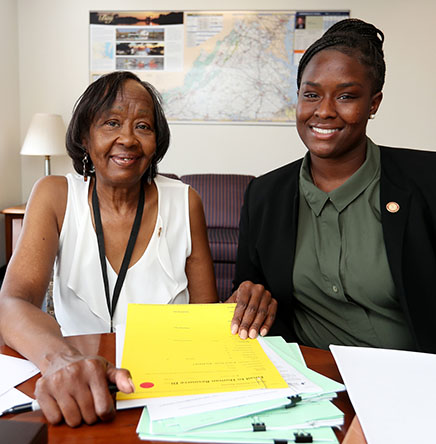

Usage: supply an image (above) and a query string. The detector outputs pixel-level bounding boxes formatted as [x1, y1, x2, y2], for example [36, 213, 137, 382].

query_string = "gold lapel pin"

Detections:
[386, 201, 400, 213]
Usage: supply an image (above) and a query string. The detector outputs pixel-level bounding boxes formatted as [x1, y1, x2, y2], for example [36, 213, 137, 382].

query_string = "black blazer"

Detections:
[234, 145, 436, 353]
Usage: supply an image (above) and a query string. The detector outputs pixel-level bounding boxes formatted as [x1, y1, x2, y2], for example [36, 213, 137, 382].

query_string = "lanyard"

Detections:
[92, 178, 145, 332]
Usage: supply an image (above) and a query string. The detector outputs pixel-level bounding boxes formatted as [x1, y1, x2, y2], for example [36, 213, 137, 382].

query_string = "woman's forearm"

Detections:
[0, 296, 81, 372]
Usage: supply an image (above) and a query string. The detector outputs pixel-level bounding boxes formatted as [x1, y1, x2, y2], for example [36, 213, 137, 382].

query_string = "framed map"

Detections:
[90, 10, 349, 125]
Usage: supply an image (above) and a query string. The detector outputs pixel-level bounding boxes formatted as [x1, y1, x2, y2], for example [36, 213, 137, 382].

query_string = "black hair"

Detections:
[66, 71, 170, 179]
[297, 18, 386, 94]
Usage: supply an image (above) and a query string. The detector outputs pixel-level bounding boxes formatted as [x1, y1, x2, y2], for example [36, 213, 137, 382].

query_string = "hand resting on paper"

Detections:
[34, 352, 134, 427]
[226, 280, 277, 340]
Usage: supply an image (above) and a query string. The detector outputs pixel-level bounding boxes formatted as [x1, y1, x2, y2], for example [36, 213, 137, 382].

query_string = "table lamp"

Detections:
[20, 113, 66, 176]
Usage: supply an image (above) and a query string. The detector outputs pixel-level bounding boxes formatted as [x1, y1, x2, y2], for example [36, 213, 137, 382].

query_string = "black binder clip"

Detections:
[285, 394, 302, 408]
[252, 421, 266, 432]
[294, 432, 313, 443]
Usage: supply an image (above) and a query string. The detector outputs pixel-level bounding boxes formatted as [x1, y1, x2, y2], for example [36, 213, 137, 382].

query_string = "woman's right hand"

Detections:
[227, 280, 277, 340]
[34, 352, 134, 427]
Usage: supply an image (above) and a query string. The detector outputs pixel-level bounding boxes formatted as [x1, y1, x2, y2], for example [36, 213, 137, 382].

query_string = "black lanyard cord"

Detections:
[92, 177, 145, 330]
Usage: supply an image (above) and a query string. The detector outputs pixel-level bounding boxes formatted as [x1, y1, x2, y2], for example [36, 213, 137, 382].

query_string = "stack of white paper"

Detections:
[331, 345, 436, 444]
[0, 354, 39, 413]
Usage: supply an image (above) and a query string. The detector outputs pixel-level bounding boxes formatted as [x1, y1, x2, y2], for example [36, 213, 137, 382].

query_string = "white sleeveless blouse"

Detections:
[53, 173, 191, 336]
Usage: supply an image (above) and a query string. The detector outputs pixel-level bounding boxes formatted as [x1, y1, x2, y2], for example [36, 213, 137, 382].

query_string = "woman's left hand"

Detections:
[226, 280, 277, 339]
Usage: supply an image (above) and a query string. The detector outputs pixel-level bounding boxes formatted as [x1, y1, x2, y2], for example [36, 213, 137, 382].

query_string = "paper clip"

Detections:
[273, 435, 314, 444]
[285, 395, 302, 408]
[252, 421, 266, 432]
[294, 432, 313, 443]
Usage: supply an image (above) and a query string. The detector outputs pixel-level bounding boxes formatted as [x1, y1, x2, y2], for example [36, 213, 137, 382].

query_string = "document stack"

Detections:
[116, 304, 345, 443]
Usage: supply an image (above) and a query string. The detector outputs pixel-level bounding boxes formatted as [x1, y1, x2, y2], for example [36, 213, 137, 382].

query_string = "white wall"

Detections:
[0, 0, 21, 266]
[17, 0, 436, 202]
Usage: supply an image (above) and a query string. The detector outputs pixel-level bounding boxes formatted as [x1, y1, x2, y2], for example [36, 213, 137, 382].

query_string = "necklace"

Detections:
[92, 177, 145, 332]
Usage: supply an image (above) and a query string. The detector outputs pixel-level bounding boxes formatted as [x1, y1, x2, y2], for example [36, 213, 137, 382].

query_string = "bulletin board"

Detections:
[90, 10, 349, 125]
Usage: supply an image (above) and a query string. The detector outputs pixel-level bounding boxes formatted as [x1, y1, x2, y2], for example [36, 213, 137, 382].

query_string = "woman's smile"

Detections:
[310, 126, 342, 141]
[311, 126, 340, 135]
[110, 154, 141, 167]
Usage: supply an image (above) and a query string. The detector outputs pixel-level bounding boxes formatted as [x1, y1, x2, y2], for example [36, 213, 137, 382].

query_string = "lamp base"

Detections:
[44, 155, 51, 176]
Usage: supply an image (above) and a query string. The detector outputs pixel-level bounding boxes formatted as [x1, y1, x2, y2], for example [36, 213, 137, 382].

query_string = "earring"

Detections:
[82, 152, 89, 182]
[82, 152, 95, 182]
[369, 114, 376, 120]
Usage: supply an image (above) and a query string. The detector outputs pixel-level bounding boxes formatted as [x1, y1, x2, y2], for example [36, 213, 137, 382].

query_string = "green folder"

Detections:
[149, 397, 292, 434]
[149, 400, 343, 436]
[260, 337, 344, 400]
[137, 408, 340, 443]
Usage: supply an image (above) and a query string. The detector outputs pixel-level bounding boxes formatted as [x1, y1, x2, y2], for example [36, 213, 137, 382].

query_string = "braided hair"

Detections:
[297, 18, 386, 94]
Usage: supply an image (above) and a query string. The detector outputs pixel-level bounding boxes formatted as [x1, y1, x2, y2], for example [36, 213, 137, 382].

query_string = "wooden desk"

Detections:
[0, 204, 26, 263]
[0, 334, 356, 443]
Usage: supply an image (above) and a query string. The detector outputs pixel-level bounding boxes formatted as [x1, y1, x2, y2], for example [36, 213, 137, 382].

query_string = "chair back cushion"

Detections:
[180, 174, 254, 229]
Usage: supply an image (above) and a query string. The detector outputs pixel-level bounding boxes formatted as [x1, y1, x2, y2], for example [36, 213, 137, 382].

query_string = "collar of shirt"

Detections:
[299, 138, 381, 216]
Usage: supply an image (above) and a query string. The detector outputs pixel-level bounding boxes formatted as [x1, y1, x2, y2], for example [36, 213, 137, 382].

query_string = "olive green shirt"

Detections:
[293, 139, 414, 350]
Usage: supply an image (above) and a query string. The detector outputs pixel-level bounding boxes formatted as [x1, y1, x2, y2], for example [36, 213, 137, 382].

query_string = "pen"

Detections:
[0, 383, 119, 416]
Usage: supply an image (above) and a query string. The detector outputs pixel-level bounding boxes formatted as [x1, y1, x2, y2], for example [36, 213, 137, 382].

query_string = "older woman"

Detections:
[233, 19, 436, 354]
[0, 71, 275, 427]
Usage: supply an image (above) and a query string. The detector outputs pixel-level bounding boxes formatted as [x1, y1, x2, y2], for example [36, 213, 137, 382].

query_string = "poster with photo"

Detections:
[293, 11, 349, 65]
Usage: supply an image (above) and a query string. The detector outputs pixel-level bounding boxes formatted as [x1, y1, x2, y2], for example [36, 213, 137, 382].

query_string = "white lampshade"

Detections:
[20, 113, 66, 175]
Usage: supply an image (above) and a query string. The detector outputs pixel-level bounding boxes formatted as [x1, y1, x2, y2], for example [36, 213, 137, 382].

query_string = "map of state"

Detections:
[162, 12, 297, 124]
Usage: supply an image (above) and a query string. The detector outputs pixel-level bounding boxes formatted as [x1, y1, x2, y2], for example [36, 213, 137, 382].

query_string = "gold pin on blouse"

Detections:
[386, 202, 400, 213]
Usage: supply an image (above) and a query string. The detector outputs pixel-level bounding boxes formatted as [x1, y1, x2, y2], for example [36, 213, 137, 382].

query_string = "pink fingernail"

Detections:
[128, 378, 136, 392]
[231, 324, 238, 335]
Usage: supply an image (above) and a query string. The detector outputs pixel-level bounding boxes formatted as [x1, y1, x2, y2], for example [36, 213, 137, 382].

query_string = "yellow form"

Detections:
[118, 303, 288, 400]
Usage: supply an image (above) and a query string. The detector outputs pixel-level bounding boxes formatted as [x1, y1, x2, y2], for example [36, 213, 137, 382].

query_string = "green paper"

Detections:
[138, 408, 339, 443]
[261, 338, 345, 397]
[262, 337, 306, 367]
[150, 397, 290, 434]
[147, 400, 343, 436]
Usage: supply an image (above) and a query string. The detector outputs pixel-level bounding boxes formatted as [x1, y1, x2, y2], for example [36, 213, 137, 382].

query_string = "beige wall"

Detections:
[0, 0, 21, 266]
[1, 0, 434, 265]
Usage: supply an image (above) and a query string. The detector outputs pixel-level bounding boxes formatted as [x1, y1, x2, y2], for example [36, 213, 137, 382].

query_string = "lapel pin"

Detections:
[386, 201, 400, 213]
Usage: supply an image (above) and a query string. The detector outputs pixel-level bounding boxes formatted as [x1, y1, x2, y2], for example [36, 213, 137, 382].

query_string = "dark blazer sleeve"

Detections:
[380, 146, 436, 353]
[233, 180, 267, 291]
[233, 160, 303, 341]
